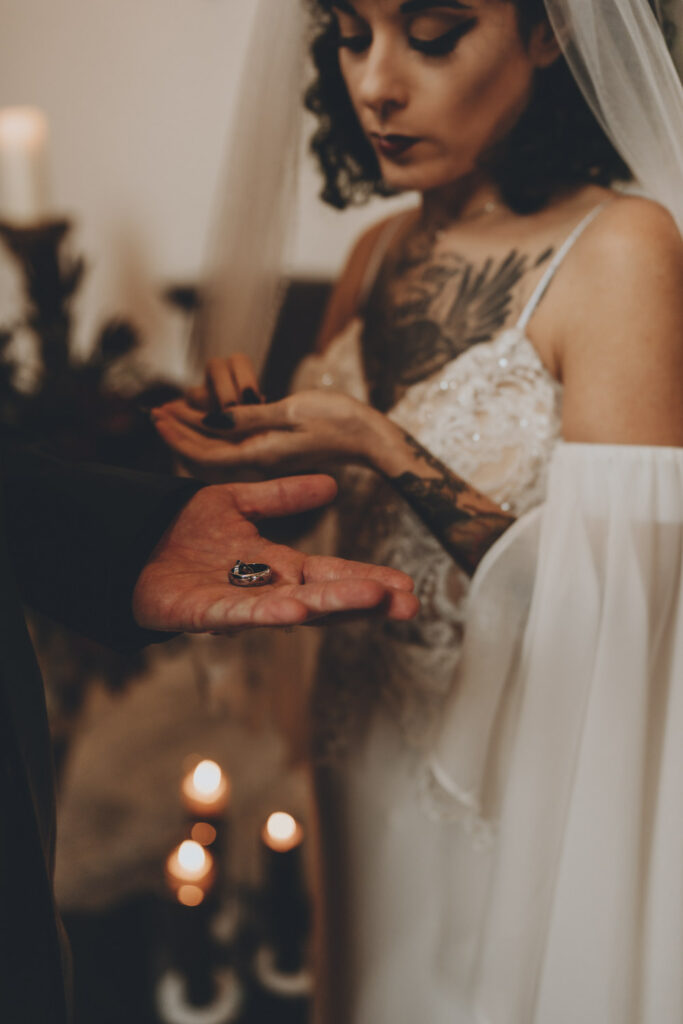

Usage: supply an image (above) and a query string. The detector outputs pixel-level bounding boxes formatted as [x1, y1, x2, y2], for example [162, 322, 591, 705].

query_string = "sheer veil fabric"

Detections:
[428, 445, 683, 1022]
[544, 0, 683, 232]
[193, 0, 305, 376]
[427, 4, 683, 1021]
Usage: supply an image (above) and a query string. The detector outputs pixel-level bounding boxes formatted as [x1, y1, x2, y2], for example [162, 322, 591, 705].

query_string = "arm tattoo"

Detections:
[389, 431, 515, 577]
[362, 231, 553, 412]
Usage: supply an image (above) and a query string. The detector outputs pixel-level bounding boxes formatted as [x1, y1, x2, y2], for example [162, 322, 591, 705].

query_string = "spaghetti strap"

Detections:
[516, 202, 610, 333]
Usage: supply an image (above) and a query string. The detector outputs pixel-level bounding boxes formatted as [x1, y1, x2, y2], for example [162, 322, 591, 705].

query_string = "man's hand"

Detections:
[133, 475, 418, 632]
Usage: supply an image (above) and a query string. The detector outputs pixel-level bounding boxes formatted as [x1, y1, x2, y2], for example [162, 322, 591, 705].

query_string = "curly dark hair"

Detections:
[304, 0, 632, 213]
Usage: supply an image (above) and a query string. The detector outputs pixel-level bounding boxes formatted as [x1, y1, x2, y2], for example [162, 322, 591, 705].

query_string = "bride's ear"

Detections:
[529, 20, 562, 68]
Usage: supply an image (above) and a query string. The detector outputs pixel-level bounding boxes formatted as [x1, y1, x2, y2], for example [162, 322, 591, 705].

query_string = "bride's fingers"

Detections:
[157, 402, 261, 443]
[152, 413, 241, 465]
[169, 398, 295, 440]
[158, 402, 220, 431]
[204, 355, 263, 412]
[221, 400, 293, 434]
[161, 395, 283, 441]
[186, 385, 211, 410]
[229, 353, 263, 404]
[206, 358, 239, 409]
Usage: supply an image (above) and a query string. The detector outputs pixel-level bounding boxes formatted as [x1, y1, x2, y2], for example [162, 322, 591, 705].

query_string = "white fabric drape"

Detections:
[194, 0, 305, 375]
[429, 442, 683, 1023]
[543, 0, 683, 234]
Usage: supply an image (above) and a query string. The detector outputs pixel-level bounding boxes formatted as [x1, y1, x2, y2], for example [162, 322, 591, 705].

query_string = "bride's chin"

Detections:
[378, 158, 475, 196]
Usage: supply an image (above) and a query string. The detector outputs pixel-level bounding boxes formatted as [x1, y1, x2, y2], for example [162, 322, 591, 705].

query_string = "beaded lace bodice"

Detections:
[293, 317, 563, 757]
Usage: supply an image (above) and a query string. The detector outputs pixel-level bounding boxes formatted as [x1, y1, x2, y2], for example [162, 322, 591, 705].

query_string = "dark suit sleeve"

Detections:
[1, 443, 203, 651]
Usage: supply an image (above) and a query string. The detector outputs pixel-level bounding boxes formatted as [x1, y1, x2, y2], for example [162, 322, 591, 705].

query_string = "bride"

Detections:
[152, 0, 683, 1021]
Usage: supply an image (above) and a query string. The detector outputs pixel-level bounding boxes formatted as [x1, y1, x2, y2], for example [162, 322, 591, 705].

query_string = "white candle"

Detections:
[0, 106, 49, 225]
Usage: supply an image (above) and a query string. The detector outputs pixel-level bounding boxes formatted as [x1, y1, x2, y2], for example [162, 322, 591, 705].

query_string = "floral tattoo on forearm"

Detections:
[388, 431, 515, 576]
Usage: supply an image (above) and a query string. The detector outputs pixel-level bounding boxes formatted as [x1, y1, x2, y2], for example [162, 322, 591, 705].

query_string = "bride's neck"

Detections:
[419, 175, 502, 232]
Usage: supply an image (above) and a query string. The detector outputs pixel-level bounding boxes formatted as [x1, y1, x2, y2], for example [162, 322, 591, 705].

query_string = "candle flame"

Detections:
[266, 812, 298, 843]
[0, 107, 48, 146]
[193, 759, 223, 796]
[177, 840, 206, 873]
[262, 812, 304, 851]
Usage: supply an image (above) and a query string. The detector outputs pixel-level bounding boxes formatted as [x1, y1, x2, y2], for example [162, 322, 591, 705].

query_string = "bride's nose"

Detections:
[356, 41, 409, 121]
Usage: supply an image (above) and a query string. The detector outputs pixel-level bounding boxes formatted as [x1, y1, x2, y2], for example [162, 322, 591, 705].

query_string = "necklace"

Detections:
[460, 199, 500, 222]
[432, 199, 501, 242]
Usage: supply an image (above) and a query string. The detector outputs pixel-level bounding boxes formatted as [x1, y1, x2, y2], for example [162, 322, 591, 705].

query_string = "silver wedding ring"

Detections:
[229, 560, 273, 588]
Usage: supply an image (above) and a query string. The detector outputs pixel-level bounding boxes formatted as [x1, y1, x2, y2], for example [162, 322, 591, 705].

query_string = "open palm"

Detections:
[132, 474, 417, 632]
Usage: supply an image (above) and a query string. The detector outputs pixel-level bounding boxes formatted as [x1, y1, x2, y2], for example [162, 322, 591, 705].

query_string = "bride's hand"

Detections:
[185, 353, 265, 411]
[151, 389, 381, 475]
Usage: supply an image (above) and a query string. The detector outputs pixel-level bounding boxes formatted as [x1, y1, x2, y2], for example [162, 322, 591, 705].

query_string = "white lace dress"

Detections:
[293, 306, 562, 1022]
[291, 202, 683, 1023]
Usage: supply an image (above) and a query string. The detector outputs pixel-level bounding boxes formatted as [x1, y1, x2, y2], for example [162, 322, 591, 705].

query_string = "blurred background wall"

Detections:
[0, 0, 411, 379]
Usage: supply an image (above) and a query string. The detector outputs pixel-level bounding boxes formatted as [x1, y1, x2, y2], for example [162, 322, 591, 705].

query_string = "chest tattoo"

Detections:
[361, 232, 554, 412]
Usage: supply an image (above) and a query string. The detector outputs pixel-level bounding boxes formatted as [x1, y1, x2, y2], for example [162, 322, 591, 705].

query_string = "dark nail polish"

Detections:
[241, 387, 261, 405]
[202, 410, 235, 430]
[137, 401, 158, 417]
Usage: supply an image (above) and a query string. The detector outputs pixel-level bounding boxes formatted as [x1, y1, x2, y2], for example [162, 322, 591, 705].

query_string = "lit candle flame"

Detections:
[267, 812, 296, 842]
[180, 758, 230, 817]
[178, 840, 206, 874]
[165, 839, 214, 895]
[193, 759, 223, 796]
[0, 107, 48, 147]
[263, 812, 304, 852]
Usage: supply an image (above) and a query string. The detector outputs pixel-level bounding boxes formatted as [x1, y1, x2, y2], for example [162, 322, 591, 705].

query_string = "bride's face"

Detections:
[332, 0, 558, 194]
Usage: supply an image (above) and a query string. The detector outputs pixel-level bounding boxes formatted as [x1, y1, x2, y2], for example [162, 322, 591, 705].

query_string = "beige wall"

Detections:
[0, 0, 412, 379]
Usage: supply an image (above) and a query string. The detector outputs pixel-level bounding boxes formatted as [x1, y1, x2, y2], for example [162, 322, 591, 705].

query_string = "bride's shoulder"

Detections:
[553, 192, 682, 329]
[586, 193, 681, 260]
[558, 194, 683, 446]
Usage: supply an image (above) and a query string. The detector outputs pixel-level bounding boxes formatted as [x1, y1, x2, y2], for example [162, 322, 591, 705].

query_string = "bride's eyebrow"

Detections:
[331, 0, 473, 15]
[399, 0, 473, 11]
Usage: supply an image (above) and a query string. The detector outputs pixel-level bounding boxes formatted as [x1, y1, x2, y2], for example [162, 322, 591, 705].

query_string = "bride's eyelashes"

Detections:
[410, 19, 477, 55]
[336, 19, 477, 58]
[336, 31, 372, 54]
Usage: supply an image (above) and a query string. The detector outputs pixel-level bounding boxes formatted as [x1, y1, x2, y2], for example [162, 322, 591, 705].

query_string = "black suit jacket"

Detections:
[0, 444, 199, 1023]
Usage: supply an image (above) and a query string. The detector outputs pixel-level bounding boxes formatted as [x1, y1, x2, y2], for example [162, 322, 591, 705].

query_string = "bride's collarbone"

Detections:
[360, 232, 560, 408]
[357, 187, 616, 400]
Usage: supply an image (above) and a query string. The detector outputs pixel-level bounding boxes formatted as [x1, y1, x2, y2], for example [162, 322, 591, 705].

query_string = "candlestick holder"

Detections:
[260, 814, 311, 977]
[0, 218, 83, 378]
[158, 841, 243, 1024]
[252, 943, 312, 1012]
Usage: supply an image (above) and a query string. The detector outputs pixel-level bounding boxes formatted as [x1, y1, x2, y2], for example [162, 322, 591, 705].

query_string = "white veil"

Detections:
[543, 0, 683, 232]
[192, 0, 305, 376]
